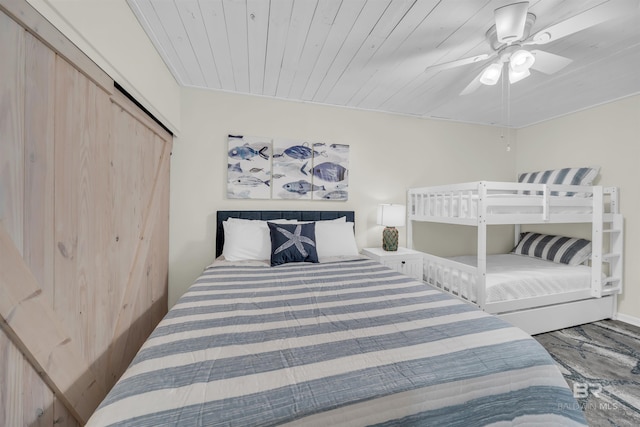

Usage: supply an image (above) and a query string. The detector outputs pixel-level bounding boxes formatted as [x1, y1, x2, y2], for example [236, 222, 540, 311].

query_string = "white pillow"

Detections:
[517, 166, 600, 196]
[316, 221, 359, 261]
[223, 218, 293, 261]
[222, 217, 353, 262]
[222, 220, 271, 261]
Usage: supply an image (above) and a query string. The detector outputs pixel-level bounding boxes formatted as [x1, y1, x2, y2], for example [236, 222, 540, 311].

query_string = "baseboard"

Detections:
[615, 312, 640, 328]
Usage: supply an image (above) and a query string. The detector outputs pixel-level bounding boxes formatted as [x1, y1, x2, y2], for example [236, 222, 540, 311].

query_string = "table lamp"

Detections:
[377, 204, 406, 251]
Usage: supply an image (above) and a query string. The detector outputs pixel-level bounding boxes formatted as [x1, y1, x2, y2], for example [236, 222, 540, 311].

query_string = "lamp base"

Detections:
[382, 226, 399, 251]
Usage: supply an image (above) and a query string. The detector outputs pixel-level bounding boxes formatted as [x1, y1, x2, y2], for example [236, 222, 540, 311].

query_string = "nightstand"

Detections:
[361, 247, 423, 281]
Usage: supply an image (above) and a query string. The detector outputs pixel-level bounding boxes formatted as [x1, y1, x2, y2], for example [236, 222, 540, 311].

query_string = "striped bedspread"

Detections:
[88, 258, 586, 426]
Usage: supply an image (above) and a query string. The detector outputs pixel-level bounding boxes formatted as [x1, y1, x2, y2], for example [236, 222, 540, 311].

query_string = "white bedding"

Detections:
[88, 258, 586, 426]
[445, 254, 592, 303]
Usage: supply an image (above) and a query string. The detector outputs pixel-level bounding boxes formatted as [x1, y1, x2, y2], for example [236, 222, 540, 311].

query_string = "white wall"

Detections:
[169, 88, 516, 306]
[29, 0, 181, 132]
[516, 95, 640, 320]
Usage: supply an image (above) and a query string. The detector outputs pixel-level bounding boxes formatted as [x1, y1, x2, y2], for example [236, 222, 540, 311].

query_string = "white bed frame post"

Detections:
[477, 182, 487, 309]
[407, 190, 413, 249]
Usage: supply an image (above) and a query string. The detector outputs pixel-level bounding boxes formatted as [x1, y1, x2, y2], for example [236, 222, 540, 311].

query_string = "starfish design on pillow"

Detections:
[273, 224, 315, 257]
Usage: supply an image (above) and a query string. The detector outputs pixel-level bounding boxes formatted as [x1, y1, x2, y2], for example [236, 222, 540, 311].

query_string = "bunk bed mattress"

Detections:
[447, 254, 592, 302]
[88, 258, 585, 426]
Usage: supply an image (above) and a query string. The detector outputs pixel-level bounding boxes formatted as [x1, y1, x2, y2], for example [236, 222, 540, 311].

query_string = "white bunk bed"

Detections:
[407, 181, 623, 335]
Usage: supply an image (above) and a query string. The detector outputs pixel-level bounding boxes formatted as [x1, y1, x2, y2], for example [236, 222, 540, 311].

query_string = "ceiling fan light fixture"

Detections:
[509, 49, 535, 73]
[480, 63, 503, 86]
[494, 2, 530, 44]
[509, 67, 530, 84]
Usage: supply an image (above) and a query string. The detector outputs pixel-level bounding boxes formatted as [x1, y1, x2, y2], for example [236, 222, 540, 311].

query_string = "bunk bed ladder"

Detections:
[592, 187, 623, 297]
[602, 214, 623, 295]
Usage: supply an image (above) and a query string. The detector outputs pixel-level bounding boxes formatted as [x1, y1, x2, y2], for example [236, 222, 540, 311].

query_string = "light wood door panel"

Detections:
[0, 1, 173, 424]
[0, 10, 25, 254]
[24, 32, 56, 305]
[103, 98, 171, 387]
[0, 326, 57, 426]
[1, 327, 25, 427]
[53, 54, 114, 378]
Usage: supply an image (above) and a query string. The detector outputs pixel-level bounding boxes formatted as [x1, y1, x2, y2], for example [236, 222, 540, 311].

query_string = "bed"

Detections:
[407, 167, 624, 335]
[87, 210, 586, 426]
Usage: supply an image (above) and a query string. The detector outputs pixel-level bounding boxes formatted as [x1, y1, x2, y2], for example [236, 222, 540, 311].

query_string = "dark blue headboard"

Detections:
[216, 210, 355, 257]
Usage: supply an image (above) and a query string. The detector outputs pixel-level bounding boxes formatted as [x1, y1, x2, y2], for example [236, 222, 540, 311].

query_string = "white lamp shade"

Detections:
[479, 63, 503, 86]
[377, 204, 406, 227]
[509, 49, 535, 73]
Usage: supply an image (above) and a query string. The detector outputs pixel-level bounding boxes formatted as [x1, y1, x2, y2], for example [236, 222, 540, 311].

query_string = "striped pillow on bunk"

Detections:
[512, 232, 592, 265]
[517, 166, 599, 196]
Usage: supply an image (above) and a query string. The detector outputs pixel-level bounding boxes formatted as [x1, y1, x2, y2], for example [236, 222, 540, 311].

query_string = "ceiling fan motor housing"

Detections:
[487, 12, 536, 50]
[494, 2, 530, 42]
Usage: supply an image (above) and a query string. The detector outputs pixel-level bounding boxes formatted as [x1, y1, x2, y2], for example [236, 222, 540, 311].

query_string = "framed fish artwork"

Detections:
[227, 135, 272, 199]
[226, 134, 348, 201]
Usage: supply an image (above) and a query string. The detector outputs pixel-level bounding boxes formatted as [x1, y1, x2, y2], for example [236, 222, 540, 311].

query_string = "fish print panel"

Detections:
[227, 135, 272, 199]
[311, 143, 349, 201]
[272, 139, 321, 200]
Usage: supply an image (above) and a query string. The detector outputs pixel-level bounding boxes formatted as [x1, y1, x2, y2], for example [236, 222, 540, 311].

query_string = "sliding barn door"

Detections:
[0, 1, 172, 425]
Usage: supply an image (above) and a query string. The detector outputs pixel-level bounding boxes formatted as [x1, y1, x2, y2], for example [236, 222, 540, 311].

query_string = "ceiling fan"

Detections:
[426, 0, 638, 95]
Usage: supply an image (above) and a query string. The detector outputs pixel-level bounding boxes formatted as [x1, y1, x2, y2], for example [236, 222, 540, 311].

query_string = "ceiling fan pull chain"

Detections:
[502, 64, 511, 152]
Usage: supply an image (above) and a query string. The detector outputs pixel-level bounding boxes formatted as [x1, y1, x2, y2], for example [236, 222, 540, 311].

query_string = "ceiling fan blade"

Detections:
[528, 0, 638, 45]
[460, 70, 484, 96]
[425, 53, 493, 73]
[530, 50, 573, 74]
[494, 2, 530, 44]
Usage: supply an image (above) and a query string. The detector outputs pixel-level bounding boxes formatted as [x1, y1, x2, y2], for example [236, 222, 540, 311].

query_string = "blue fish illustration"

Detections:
[282, 180, 325, 195]
[268, 173, 286, 179]
[227, 162, 242, 173]
[311, 162, 347, 182]
[322, 190, 348, 200]
[232, 175, 270, 187]
[274, 142, 326, 160]
[229, 143, 269, 160]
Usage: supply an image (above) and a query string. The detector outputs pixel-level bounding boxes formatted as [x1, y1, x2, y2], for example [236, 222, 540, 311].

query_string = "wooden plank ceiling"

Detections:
[128, 0, 640, 127]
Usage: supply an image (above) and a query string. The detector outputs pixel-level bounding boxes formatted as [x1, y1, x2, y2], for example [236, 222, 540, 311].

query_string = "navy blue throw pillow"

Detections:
[267, 222, 318, 266]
